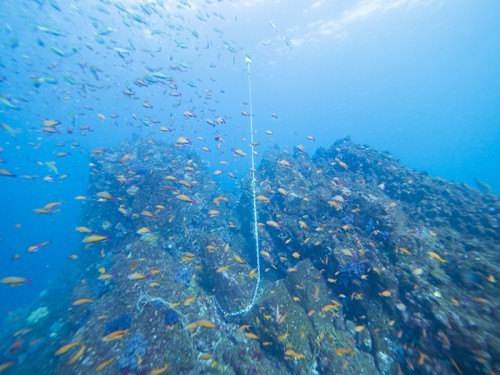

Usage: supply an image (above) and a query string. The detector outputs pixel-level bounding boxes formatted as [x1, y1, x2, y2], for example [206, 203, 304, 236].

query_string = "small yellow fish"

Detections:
[399, 247, 412, 256]
[208, 210, 220, 217]
[341, 249, 353, 257]
[256, 195, 270, 203]
[96, 358, 114, 371]
[102, 330, 128, 342]
[284, 349, 305, 359]
[184, 296, 196, 306]
[27, 241, 51, 252]
[72, 298, 93, 306]
[335, 348, 354, 356]
[55, 341, 80, 355]
[277, 188, 287, 196]
[322, 304, 338, 312]
[82, 235, 109, 244]
[13, 328, 33, 337]
[197, 320, 217, 329]
[237, 325, 250, 332]
[75, 226, 92, 233]
[128, 273, 147, 280]
[427, 251, 446, 264]
[277, 332, 289, 341]
[335, 158, 348, 169]
[216, 265, 229, 273]
[96, 192, 113, 200]
[471, 297, 489, 304]
[299, 220, 309, 230]
[185, 322, 199, 330]
[175, 136, 191, 145]
[246, 332, 259, 340]
[0, 276, 31, 287]
[232, 148, 247, 157]
[328, 200, 342, 210]
[0, 169, 16, 177]
[176, 194, 195, 203]
[68, 344, 86, 364]
[43, 120, 60, 127]
[266, 220, 280, 229]
[234, 254, 246, 264]
[278, 159, 291, 168]
[379, 290, 391, 297]
[151, 363, 169, 375]
[0, 362, 14, 373]
[354, 325, 365, 332]
[412, 268, 423, 276]
[141, 210, 155, 218]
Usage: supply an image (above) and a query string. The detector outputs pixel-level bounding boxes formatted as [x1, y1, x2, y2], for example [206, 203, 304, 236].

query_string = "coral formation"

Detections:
[27, 306, 49, 324]
[1, 138, 497, 374]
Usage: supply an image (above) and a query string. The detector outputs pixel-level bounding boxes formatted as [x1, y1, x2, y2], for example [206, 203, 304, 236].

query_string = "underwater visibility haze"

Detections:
[0, 0, 499, 374]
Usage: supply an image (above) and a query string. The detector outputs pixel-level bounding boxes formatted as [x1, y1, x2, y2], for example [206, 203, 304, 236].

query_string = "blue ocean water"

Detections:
[0, 0, 498, 371]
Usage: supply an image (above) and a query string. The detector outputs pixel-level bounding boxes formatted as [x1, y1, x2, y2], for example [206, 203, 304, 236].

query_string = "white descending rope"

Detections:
[216, 57, 260, 316]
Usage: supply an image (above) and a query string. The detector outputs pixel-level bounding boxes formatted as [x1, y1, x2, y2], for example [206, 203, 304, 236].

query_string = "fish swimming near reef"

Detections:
[474, 179, 494, 194]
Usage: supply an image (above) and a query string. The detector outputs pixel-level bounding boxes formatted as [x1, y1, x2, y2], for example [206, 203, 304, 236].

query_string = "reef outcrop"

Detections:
[1, 138, 498, 374]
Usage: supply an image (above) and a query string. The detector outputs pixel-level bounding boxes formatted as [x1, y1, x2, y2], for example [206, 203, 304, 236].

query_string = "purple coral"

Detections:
[118, 331, 148, 371]
[339, 252, 367, 286]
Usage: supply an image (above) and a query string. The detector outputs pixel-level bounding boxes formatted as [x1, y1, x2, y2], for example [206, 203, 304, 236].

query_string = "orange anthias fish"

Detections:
[127, 273, 147, 280]
[27, 241, 51, 252]
[96, 358, 114, 371]
[427, 251, 446, 264]
[1, 276, 32, 286]
[175, 194, 195, 203]
[56, 341, 80, 355]
[82, 235, 109, 244]
[0, 169, 16, 177]
[72, 298, 93, 306]
[102, 330, 128, 342]
[151, 363, 169, 375]
[0, 362, 15, 373]
[68, 344, 86, 364]
[335, 347, 355, 356]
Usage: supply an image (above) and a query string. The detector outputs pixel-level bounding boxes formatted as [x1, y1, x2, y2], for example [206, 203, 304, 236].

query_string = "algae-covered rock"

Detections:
[1, 138, 497, 374]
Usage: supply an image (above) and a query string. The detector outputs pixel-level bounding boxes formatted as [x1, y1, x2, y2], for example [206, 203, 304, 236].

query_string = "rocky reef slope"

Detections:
[1, 138, 498, 374]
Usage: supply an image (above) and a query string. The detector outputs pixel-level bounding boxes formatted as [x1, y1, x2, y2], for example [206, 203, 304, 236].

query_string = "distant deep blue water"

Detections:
[0, 0, 499, 329]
